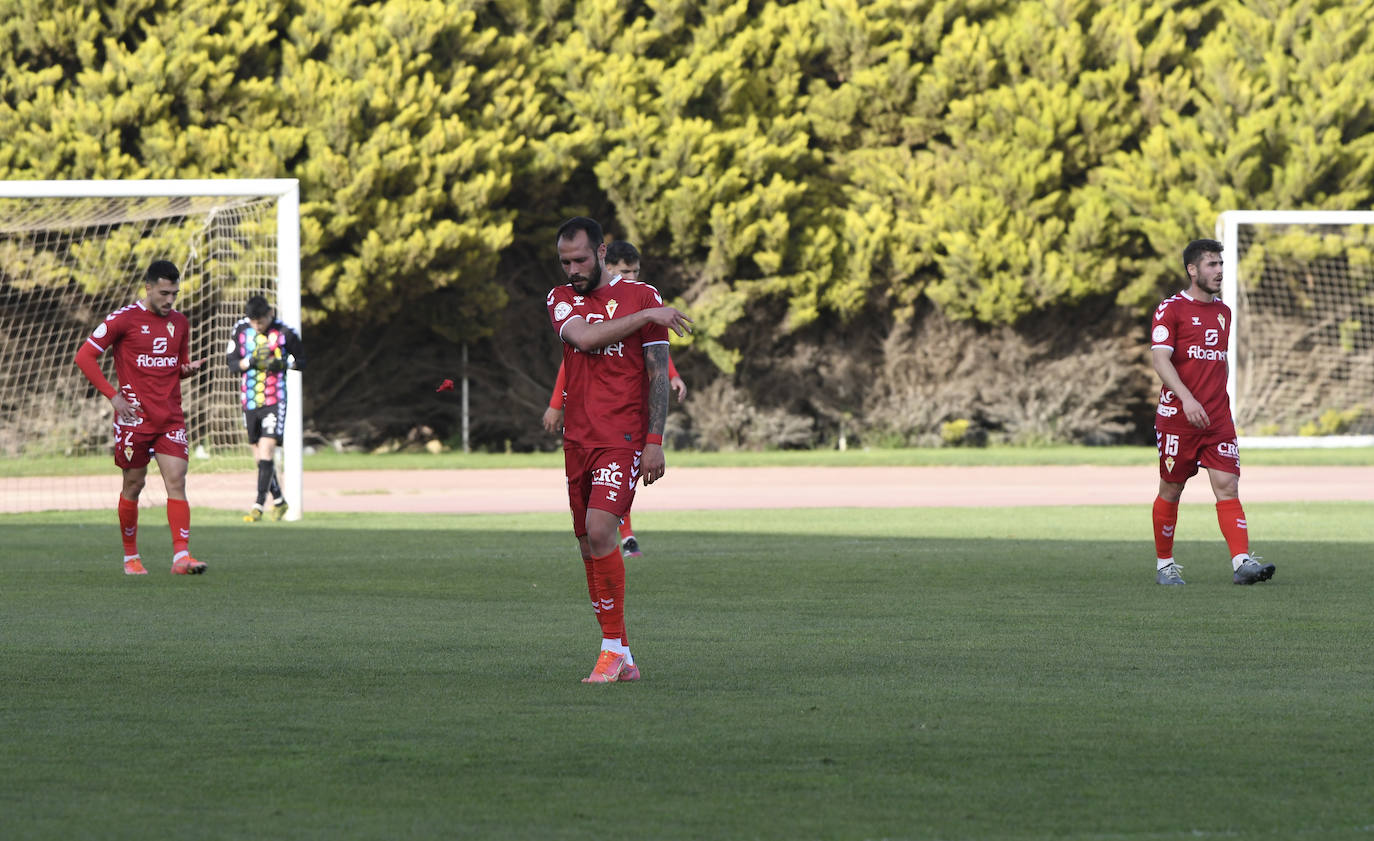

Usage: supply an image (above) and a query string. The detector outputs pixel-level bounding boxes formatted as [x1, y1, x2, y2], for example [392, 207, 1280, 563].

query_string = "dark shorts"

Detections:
[113, 423, 189, 470]
[244, 404, 285, 444]
[564, 446, 641, 536]
[1155, 423, 1240, 483]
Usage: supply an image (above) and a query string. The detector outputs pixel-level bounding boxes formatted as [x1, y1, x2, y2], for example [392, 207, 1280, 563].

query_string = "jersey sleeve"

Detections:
[1150, 301, 1176, 351]
[639, 284, 670, 347]
[667, 354, 679, 380]
[225, 322, 248, 373]
[74, 342, 116, 398]
[550, 360, 567, 409]
[282, 324, 306, 371]
[546, 286, 583, 339]
[85, 310, 126, 355]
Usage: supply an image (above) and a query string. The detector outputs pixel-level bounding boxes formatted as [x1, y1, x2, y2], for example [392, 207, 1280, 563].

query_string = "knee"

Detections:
[586, 523, 619, 556]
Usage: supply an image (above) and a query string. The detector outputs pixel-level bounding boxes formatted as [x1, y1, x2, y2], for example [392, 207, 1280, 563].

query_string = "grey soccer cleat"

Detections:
[1233, 555, 1275, 585]
[1156, 563, 1186, 586]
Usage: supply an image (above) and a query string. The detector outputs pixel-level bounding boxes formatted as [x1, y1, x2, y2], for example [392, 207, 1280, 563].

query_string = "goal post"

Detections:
[0, 179, 303, 518]
[1216, 210, 1374, 448]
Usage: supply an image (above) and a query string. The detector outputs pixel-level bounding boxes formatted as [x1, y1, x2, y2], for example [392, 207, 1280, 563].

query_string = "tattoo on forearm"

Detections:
[645, 345, 669, 437]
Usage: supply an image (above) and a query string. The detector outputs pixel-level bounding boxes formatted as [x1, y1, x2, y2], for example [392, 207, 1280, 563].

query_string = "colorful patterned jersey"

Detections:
[546, 276, 670, 450]
[226, 318, 305, 411]
[1151, 290, 1233, 433]
[84, 301, 190, 432]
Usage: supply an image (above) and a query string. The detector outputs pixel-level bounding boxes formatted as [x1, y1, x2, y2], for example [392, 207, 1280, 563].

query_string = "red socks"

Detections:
[118, 496, 139, 556]
[590, 546, 626, 642]
[582, 556, 599, 612]
[1215, 498, 1249, 558]
[166, 498, 191, 555]
[1155, 495, 1250, 561]
[618, 514, 634, 540]
[1152, 496, 1178, 560]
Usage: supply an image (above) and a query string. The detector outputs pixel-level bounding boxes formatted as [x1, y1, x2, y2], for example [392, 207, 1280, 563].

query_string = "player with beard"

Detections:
[1150, 238, 1274, 586]
[74, 260, 209, 575]
[546, 217, 691, 683]
[543, 240, 688, 558]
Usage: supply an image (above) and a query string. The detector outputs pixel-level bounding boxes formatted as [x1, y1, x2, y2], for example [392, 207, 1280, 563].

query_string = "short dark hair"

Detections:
[145, 260, 180, 285]
[556, 216, 603, 248]
[604, 241, 640, 265]
[1182, 239, 1223, 274]
[245, 295, 272, 320]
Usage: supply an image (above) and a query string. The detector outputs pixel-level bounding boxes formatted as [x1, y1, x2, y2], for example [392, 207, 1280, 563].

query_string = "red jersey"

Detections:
[1151, 291, 1233, 433]
[546, 276, 669, 449]
[85, 301, 191, 431]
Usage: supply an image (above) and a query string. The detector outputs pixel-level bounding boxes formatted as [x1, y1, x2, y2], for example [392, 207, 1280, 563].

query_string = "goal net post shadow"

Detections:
[1216, 210, 1374, 449]
[0, 179, 302, 518]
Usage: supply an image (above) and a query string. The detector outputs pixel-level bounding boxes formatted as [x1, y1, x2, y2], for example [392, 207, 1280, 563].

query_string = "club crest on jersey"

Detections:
[1218, 314, 1226, 330]
[167, 323, 175, 337]
[606, 299, 619, 318]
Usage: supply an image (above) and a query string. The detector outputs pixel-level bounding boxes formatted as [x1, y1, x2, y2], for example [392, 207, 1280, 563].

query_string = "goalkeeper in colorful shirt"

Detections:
[226, 295, 305, 522]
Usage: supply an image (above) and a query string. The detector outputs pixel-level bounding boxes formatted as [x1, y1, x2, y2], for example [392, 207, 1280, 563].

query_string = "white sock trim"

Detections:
[1156, 557, 1175, 570]
[1232, 553, 1251, 571]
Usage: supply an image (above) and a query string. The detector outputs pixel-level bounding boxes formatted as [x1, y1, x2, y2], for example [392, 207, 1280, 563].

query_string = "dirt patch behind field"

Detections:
[247, 465, 1374, 514]
[6, 465, 1370, 515]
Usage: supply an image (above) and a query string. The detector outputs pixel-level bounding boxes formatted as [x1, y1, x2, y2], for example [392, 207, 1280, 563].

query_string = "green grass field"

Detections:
[3, 504, 1372, 840]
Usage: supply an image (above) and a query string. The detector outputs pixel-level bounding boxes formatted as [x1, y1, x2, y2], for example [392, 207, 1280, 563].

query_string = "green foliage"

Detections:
[1301, 406, 1368, 436]
[4, 0, 1374, 359]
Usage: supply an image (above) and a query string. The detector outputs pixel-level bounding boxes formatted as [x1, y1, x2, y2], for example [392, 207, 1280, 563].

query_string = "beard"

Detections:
[570, 259, 604, 294]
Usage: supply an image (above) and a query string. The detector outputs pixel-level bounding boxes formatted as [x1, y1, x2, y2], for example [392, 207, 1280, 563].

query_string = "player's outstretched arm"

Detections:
[561, 307, 692, 353]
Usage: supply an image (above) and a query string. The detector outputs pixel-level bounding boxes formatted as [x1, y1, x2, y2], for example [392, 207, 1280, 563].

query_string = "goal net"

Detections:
[0, 179, 302, 516]
[1217, 210, 1374, 448]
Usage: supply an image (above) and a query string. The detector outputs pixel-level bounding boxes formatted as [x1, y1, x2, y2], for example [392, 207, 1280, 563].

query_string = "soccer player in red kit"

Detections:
[543, 240, 688, 558]
[547, 217, 692, 683]
[74, 260, 208, 575]
[1150, 239, 1274, 586]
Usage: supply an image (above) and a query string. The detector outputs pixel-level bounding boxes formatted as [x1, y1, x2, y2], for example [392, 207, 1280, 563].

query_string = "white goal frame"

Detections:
[0, 178, 304, 518]
[1216, 209, 1374, 449]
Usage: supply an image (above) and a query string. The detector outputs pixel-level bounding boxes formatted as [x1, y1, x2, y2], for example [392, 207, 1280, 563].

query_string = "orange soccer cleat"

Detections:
[123, 557, 148, 575]
[581, 649, 627, 684]
[170, 553, 207, 575]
